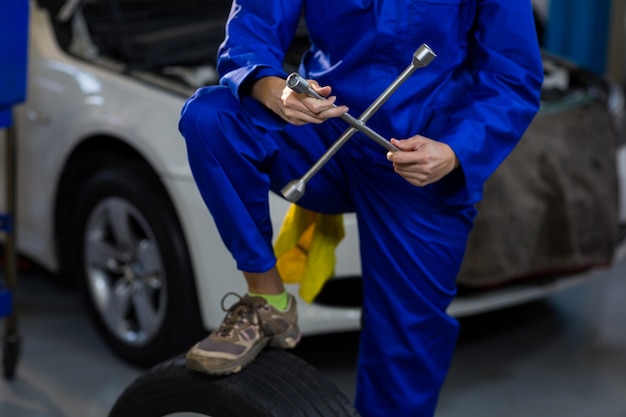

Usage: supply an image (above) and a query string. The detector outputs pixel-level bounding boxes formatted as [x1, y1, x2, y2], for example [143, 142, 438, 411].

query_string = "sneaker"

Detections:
[258, 292, 301, 349]
[185, 292, 301, 375]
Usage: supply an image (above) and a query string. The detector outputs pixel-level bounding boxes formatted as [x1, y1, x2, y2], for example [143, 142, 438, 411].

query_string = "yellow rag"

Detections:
[274, 204, 345, 303]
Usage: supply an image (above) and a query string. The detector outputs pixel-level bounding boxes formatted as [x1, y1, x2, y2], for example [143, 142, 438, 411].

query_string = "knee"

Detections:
[178, 86, 240, 148]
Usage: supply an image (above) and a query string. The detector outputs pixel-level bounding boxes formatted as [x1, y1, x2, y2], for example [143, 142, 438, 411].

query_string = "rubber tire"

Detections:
[71, 161, 205, 367]
[108, 349, 361, 417]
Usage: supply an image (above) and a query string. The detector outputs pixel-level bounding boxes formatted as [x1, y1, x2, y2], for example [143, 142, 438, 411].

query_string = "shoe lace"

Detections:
[216, 292, 261, 338]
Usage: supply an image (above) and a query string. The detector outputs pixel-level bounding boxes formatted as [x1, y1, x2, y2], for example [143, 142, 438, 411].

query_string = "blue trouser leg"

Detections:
[346, 145, 476, 416]
[179, 85, 354, 272]
[179, 85, 476, 416]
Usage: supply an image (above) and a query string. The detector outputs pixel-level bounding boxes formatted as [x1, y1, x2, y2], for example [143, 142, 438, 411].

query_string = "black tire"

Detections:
[109, 349, 360, 417]
[70, 161, 205, 367]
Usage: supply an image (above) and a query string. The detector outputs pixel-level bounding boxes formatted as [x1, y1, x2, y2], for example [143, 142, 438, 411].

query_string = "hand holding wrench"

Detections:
[281, 44, 437, 202]
[286, 73, 399, 153]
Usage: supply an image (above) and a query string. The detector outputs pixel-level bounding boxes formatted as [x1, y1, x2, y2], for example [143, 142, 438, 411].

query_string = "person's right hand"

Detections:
[251, 76, 348, 125]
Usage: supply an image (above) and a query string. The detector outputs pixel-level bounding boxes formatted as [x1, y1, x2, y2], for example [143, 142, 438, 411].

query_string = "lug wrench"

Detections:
[281, 44, 436, 202]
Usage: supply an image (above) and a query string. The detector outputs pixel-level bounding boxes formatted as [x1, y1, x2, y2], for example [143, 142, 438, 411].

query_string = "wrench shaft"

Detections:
[299, 126, 359, 184]
[339, 113, 399, 152]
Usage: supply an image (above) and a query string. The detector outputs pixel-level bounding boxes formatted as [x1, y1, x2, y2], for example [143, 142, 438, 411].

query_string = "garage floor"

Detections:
[1, 255, 625, 417]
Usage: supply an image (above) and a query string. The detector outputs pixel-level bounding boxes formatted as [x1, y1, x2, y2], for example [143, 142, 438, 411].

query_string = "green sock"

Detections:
[248, 290, 289, 311]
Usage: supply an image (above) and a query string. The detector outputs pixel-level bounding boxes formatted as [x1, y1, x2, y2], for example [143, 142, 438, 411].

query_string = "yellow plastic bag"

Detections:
[274, 204, 345, 303]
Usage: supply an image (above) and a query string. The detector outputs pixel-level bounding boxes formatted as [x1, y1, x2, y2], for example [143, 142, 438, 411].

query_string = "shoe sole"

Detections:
[185, 338, 269, 376]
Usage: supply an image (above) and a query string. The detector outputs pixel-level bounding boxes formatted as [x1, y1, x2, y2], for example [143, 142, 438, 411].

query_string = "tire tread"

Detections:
[109, 349, 360, 417]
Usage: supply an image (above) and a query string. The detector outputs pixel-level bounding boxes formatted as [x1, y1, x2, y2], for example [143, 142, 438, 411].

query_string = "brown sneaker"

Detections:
[258, 293, 301, 349]
[185, 292, 300, 376]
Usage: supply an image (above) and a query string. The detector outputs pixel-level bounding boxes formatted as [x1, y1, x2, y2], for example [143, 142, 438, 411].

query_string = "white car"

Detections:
[2, 0, 625, 367]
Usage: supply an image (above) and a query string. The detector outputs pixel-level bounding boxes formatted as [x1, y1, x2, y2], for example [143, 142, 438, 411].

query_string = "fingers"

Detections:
[282, 81, 348, 125]
[386, 136, 458, 187]
[252, 76, 349, 126]
[388, 136, 429, 152]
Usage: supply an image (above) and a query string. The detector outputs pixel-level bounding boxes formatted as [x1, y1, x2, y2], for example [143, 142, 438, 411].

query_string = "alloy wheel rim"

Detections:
[83, 196, 167, 346]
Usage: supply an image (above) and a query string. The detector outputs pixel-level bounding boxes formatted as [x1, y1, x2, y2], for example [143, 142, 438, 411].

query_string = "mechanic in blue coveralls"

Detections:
[179, 0, 543, 415]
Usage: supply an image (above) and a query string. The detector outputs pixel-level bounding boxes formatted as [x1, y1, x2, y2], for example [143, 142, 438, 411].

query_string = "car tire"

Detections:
[108, 349, 360, 417]
[70, 161, 205, 367]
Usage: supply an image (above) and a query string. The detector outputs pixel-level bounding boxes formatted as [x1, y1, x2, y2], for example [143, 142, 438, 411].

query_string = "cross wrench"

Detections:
[281, 43, 436, 202]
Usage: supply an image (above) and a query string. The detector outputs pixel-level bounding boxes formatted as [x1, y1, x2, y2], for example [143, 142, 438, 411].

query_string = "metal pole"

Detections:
[3, 119, 21, 379]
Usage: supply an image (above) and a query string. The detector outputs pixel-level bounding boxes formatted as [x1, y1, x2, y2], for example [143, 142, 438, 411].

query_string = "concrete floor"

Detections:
[1, 256, 625, 417]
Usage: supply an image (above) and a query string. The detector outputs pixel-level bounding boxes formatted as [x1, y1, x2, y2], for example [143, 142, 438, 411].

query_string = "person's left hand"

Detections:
[386, 135, 459, 187]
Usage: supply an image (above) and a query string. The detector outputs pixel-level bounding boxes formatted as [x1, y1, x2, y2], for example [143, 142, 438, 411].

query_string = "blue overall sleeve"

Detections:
[215, 1, 303, 129]
[429, 0, 544, 204]
[217, 1, 302, 101]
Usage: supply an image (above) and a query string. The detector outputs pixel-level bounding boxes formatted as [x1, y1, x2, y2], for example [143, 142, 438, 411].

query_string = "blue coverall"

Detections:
[179, 1, 543, 415]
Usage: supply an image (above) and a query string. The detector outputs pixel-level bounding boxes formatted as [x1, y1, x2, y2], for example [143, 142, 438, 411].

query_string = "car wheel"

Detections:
[71, 161, 205, 367]
[108, 349, 360, 417]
